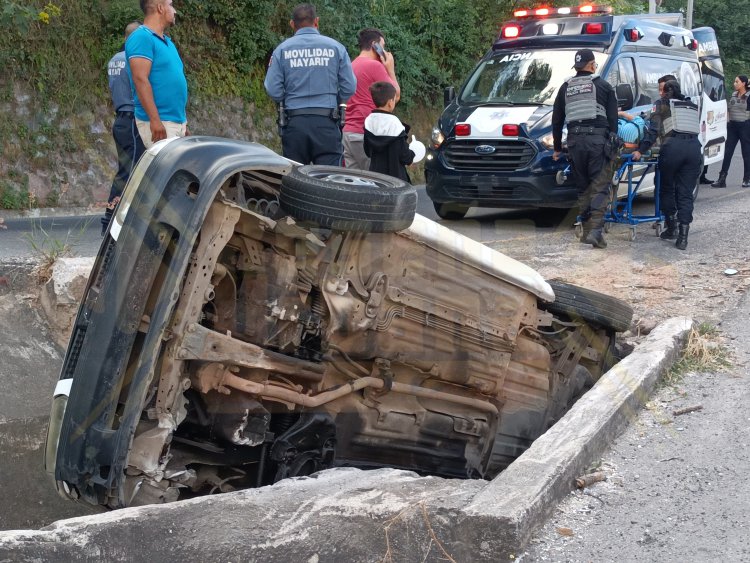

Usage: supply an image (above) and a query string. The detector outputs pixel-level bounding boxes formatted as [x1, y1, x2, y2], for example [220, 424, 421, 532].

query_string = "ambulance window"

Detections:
[605, 58, 636, 95]
[701, 57, 725, 102]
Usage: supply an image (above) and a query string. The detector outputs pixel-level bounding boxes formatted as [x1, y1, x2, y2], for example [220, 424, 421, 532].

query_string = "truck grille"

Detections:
[443, 140, 536, 171]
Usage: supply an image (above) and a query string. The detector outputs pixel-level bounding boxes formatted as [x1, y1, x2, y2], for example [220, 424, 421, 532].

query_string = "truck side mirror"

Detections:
[615, 83, 634, 109]
[444, 86, 456, 107]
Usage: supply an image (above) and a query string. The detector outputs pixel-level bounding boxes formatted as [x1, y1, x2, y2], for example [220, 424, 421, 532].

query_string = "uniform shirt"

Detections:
[551, 71, 618, 152]
[264, 27, 356, 110]
[638, 98, 670, 153]
[344, 56, 395, 134]
[125, 25, 188, 124]
[107, 50, 134, 113]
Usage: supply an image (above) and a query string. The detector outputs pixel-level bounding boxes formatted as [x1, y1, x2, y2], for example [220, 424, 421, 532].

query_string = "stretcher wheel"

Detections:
[655, 223, 662, 237]
[603, 222, 610, 234]
[629, 227, 636, 241]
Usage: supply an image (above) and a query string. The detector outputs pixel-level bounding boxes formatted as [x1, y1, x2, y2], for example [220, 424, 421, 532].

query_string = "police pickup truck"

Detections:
[425, 5, 727, 219]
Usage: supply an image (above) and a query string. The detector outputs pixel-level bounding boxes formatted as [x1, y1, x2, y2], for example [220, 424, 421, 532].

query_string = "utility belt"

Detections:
[116, 110, 134, 118]
[286, 108, 337, 119]
[666, 132, 698, 140]
[568, 125, 609, 136]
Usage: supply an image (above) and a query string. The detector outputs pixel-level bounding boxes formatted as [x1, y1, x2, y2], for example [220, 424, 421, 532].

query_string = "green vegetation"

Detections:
[1, 1, 748, 209]
[663, 323, 733, 386]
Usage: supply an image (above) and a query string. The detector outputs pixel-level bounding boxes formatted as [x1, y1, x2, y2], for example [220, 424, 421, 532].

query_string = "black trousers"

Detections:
[108, 113, 145, 203]
[659, 136, 702, 224]
[567, 133, 614, 229]
[719, 120, 750, 181]
[282, 114, 343, 166]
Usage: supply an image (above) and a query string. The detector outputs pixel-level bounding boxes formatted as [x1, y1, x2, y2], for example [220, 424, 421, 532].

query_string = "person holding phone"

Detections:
[343, 28, 400, 170]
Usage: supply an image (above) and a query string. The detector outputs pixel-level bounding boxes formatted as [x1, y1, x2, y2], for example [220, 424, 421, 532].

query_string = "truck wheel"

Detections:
[433, 201, 469, 220]
[544, 280, 633, 333]
[280, 166, 417, 233]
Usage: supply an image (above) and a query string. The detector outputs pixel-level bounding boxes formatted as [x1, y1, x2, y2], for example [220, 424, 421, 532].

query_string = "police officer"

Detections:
[632, 80, 701, 250]
[103, 21, 145, 235]
[552, 49, 618, 249]
[264, 3, 356, 165]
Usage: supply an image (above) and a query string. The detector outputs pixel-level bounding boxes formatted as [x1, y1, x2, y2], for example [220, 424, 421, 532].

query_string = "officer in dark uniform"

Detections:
[632, 80, 701, 250]
[552, 49, 618, 249]
[103, 21, 145, 235]
[264, 3, 357, 165]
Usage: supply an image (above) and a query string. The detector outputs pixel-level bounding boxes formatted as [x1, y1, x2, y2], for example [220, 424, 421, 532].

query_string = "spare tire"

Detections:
[544, 280, 633, 333]
[280, 166, 417, 233]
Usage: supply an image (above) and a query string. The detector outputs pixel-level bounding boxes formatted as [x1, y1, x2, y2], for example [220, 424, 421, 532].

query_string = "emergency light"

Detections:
[512, 4, 612, 18]
[624, 27, 643, 42]
[501, 25, 521, 38]
[582, 22, 605, 34]
[682, 36, 699, 50]
[455, 124, 471, 136]
[502, 124, 520, 136]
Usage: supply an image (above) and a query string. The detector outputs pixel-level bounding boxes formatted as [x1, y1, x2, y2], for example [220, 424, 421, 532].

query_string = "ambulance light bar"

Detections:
[512, 5, 612, 18]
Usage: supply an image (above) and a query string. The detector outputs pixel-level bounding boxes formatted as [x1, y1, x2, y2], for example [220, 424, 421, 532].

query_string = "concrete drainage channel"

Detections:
[0, 258, 692, 561]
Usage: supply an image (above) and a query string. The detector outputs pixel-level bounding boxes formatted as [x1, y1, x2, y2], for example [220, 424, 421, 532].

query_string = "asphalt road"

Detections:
[1, 166, 723, 261]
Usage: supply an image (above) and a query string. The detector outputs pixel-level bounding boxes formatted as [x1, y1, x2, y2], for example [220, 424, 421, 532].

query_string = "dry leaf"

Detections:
[556, 527, 574, 537]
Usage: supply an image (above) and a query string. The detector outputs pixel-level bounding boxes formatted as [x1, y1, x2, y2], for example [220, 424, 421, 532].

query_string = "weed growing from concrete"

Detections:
[23, 218, 92, 282]
[663, 323, 732, 386]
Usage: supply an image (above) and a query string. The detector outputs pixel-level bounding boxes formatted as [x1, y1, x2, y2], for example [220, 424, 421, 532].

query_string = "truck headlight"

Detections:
[430, 127, 445, 149]
[540, 130, 566, 151]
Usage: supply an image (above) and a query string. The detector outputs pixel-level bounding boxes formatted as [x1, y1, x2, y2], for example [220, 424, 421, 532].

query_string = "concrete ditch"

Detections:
[0, 268, 691, 563]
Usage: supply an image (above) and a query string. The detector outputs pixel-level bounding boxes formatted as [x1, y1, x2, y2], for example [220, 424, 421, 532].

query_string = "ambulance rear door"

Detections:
[693, 27, 727, 166]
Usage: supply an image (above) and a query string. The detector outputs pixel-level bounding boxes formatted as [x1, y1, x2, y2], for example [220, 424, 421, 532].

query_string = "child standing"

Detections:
[364, 81, 415, 183]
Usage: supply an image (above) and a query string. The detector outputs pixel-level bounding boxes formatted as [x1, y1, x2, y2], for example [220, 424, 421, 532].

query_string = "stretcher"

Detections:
[565, 152, 664, 241]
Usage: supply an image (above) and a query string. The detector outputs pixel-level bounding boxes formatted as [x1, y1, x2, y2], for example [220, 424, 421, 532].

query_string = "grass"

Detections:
[23, 217, 93, 283]
[662, 322, 733, 386]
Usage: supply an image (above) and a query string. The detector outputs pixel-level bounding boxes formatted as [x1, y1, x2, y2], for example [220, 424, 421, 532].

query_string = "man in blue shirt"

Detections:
[103, 21, 145, 235]
[264, 3, 356, 165]
[126, 0, 188, 148]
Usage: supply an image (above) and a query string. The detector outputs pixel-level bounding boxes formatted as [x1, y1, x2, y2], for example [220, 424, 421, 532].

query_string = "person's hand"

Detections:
[631, 150, 641, 161]
[553, 150, 561, 161]
[150, 119, 167, 143]
[383, 51, 395, 73]
[185, 124, 191, 137]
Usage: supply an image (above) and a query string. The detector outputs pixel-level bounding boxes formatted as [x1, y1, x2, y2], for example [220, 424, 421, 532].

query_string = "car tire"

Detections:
[544, 280, 633, 333]
[279, 165, 417, 233]
[433, 201, 469, 220]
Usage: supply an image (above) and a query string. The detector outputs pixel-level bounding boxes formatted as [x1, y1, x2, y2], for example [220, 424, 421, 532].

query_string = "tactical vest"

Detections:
[564, 75, 607, 123]
[663, 99, 700, 136]
[728, 92, 749, 123]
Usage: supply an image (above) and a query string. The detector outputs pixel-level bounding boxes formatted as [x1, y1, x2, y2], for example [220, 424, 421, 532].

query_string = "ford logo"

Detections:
[475, 145, 496, 155]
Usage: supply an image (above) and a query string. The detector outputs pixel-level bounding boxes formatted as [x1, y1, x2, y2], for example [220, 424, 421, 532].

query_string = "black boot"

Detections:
[660, 215, 677, 240]
[699, 174, 715, 185]
[577, 221, 591, 243]
[584, 228, 607, 249]
[711, 172, 727, 188]
[675, 223, 689, 250]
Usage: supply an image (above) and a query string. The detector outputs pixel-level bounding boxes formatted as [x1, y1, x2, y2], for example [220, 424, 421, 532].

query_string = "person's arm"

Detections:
[551, 83, 567, 159]
[129, 57, 167, 143]
[606, 85, 618, 133]
[632, 101, 662, 160]
[337, 47, 357, 103]
[263, 48, 285, 103]
[382, 51, 401, 102]
[398, 131, 414, 165]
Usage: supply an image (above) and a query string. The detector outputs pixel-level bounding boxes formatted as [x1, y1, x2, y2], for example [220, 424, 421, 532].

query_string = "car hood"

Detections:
[400, 214, 554, 302]
[440, 104, 553, 140]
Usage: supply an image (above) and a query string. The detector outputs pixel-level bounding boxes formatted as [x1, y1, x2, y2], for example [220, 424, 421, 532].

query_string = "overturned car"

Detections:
[45, 137, 632, 508]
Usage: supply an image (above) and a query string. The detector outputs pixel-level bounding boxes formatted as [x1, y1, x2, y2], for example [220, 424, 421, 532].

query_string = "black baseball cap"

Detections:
[573, 49, 596, 69]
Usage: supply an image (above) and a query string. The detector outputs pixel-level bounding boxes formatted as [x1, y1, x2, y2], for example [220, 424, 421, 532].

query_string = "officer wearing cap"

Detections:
[264, 3, 356, 165]
[552, 48, 618, 249]
[632, 79, 701, 250]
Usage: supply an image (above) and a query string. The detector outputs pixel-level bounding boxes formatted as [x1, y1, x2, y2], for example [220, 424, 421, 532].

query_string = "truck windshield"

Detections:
[460, 50, 608, 105]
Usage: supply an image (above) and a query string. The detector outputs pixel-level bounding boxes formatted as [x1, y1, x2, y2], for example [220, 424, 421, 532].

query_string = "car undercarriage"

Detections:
[45, 138, 632, 508]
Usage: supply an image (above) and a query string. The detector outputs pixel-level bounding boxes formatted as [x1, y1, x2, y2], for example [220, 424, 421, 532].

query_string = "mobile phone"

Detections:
[372, 41, 386, 63]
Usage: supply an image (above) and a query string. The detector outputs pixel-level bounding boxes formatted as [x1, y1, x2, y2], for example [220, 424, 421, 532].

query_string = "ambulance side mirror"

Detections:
[615, 83, 634, 110]
[444, 86, 456, 107]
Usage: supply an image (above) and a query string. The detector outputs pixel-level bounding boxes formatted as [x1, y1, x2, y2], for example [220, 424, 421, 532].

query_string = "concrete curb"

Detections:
[0, 318, 693, 561]
[0, 207, 101, 221]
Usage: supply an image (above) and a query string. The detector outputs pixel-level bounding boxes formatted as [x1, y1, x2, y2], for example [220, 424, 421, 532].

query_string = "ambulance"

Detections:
[425, 5, 727, 219]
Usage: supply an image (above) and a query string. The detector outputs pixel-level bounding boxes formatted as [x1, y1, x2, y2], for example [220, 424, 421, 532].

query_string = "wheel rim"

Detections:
[305, 170, 392, 189]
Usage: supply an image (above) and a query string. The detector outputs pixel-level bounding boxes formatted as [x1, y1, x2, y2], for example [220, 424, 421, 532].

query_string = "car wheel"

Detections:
[544, 280, 633, 333]
[279, 165, 417, 232]
[433, 201, 469, 220]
